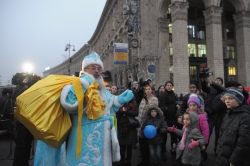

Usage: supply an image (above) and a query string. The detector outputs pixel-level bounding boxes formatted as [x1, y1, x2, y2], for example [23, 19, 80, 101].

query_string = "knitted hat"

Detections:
[187, 94, 201, 108]
[225, 81, 241, 88]
[223, 88, 244, 104]
[82, 52, 104, 70]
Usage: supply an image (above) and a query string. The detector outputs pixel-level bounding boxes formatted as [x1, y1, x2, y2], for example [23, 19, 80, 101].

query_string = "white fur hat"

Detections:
[82, 52, 104, 70]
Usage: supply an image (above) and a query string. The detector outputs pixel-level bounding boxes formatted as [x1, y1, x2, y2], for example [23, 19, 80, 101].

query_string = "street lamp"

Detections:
[64, 41, 75, 75]
[123, 1, 136, 65]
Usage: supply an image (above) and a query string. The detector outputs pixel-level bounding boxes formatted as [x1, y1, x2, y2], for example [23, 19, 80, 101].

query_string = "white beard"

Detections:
[81, 71, 106, 91]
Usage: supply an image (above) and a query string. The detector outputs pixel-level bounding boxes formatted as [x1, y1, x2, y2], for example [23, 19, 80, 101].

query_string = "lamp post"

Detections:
[64, 41, 75, 75]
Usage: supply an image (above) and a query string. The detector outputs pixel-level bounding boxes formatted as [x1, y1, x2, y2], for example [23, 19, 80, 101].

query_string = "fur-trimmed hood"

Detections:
[143, 105, 163, 119]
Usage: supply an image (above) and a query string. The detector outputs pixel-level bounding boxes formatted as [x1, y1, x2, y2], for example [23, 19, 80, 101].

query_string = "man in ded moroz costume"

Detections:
[34, 52, 134, 166]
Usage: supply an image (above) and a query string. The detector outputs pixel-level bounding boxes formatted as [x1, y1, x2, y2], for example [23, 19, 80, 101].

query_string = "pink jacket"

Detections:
[197, 113, 210, 144]
[247, 96, 250, 106]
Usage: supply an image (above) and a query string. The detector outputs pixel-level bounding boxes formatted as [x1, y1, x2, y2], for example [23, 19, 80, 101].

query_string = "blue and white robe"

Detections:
[34, 73, 123, 166]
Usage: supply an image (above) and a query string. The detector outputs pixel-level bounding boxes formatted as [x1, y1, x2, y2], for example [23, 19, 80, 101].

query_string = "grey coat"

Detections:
[175, 112, 206, 166]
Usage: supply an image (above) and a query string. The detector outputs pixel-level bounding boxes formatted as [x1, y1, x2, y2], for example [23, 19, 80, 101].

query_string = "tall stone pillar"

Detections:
[171, 2, 189, 95]
[157, 18, 170, 87]
[203, 6, 224, 81]
[234, 11, 250, 86]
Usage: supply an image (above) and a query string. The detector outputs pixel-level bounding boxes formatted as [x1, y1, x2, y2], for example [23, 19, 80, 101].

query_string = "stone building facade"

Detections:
[43, 0, 250, 96]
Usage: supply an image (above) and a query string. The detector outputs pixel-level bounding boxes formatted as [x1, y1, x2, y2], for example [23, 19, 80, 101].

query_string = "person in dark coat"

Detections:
[156, 85, 168, 159]
[117, 98, 138, 166]
[0, 89, 8, 117]
[141, 105, 168, 166]
[164, 81, 180, 154]
[132, 81, 144, 109]
[201, 77, 226, 145]
[211, 81, 245, 155]
[13, 77, 36, 166]
[216, 89, 250, 166]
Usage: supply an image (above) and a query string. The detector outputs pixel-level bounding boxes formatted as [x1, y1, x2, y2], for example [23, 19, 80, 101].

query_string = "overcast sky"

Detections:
[0, 0, 106, 85]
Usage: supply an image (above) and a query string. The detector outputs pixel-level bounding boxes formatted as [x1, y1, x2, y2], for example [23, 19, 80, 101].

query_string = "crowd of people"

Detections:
[107, 76, 250, 166]
[0, 51, 250, 166]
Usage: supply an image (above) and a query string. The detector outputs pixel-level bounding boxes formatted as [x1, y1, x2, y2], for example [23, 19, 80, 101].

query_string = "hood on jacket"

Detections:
[143, 105, 163, 119]
[229, 105, 250, 114]
[183, 112, 198, 130]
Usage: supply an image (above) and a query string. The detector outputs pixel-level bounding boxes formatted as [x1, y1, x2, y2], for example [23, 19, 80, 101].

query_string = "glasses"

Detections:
[85, 65, 102, 72]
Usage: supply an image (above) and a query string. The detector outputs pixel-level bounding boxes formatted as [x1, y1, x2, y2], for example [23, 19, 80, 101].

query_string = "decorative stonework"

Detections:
[145, 0, 154, 11]
[170, 2, 189, 23]
[146, 30, 154, 41]
[234, 11, 250, 30]
[203, 6, 223, 26]
[157, 18, 170, 32]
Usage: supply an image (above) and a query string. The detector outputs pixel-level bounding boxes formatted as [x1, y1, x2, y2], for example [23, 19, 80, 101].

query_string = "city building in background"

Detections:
[43, 0, 250, 95]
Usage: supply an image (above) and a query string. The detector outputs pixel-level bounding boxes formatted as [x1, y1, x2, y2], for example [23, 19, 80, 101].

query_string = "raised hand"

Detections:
[167, 125, 176, 132]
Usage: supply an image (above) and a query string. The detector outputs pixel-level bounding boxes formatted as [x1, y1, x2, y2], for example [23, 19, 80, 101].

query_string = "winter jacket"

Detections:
[141, 106, 168, 144]
[137, 94, 158, 138]
[117, 100, 138, 145]
[132, 87, 144, 108]
[201, 81, 226, 115]
[216, 105, 250, 166]
[164, 90, 177, 120]
[247, 96, 250, 106]
[175, 112, 206, 166]
[156, 91, 168, 118]
[197, 113, 209, 144]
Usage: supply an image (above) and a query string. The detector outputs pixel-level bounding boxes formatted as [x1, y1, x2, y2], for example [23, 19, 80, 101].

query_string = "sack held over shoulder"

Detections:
[14, 75, 83, 149]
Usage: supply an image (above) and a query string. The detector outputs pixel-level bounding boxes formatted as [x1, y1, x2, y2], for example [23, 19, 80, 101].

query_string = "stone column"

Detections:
[203, 6, 224, 81]
[234, 11, 250, 86]
[157, 18, 170, 87]
[171, 2, 189, 95]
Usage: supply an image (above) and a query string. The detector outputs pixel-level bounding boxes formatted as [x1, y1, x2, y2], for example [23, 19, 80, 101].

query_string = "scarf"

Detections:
[179, 126, 188, 150]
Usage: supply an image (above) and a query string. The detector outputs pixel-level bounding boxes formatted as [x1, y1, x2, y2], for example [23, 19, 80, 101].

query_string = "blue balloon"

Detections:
[143, 125, 157, 139]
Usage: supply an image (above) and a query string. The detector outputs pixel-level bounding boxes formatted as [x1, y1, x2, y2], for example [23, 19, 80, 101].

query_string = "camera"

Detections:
[199, 63, 213, 78]
[11, 73, 40, 86]
[5, 88, 14, 95]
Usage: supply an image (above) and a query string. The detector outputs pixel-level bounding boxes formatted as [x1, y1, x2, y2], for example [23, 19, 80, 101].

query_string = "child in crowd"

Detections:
[216, 89, 250, 166]
[170, 111, 183, 156]
[168, 112, 206, 166]
[187, 94, 209, 165]
[141, 105, 168, 166]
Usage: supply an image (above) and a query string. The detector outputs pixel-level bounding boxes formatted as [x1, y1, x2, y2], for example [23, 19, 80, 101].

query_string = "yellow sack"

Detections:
[14, 74, 83, 149]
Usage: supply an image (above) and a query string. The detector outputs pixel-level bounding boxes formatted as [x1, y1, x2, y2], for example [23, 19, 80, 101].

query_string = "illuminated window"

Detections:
[228, 67, 236, 75]
[188, 44, 196, 57]
[169, 24, 172, 34]
[190, 66, 197, 76]
[169, 41, 173, 56]
[167, 6, 171, 15]
[227, 46, 235, 59]
[198, 44, 206, 57]
[169, 65, 173, 73]
[187, 25, 196, 38]
[197, 26, 205, 39]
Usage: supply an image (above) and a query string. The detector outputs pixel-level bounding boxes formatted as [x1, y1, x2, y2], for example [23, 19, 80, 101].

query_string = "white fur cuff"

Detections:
[60, 85, 78, 111]
[111, 127, 120, 162]
[113, 96, 123, 108]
